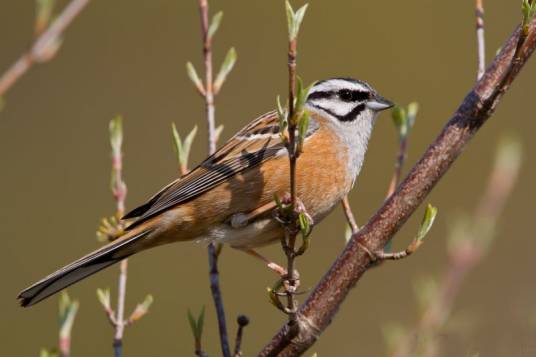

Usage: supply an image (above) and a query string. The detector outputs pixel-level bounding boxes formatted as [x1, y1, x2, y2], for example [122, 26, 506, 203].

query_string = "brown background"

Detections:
[1, 1, 535, 356]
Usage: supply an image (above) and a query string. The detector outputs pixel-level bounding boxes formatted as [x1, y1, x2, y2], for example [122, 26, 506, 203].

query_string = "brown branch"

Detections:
[475, 0, 486, 80]
[197, 1, 231, 356]
[0, 0, 91, 98]
[259, 17, 536, 357]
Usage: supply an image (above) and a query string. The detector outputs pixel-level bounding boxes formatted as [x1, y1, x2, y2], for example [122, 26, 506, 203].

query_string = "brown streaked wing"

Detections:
[124, 111, 290, 229]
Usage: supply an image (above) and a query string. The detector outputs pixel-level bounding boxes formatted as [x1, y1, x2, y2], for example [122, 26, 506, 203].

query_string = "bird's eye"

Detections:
[338, 89, 354, 102]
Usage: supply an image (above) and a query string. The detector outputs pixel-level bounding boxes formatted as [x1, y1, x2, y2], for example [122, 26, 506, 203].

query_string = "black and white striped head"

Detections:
[306, 78, 393, 124]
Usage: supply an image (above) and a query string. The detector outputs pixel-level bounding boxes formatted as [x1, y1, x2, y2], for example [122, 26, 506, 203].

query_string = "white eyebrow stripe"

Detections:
[309, 79, 369, 95]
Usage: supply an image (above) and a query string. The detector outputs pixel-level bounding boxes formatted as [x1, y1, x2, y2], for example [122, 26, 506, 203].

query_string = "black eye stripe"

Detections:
[307, 91, 333, 100]
[307, 90, 370, 102]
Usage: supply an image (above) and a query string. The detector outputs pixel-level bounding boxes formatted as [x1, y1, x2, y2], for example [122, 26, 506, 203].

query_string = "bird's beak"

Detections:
[366, 95, 395, 111]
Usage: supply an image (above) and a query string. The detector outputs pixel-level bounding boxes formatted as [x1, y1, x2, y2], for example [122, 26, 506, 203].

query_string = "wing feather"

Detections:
[124, 110, 319, 229]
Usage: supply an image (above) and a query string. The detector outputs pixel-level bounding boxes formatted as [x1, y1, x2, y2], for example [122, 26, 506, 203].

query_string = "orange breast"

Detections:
[155, 114, 350, 244]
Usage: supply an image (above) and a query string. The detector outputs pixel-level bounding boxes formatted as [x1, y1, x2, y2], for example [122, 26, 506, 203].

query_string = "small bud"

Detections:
[35, 0, 56, 35]
[186, 62, 205, 95]
[208, 11, 223, 39]
[285, 1, 309, 41]
[237, 314, 250, 327]
[214, 47, 237, 93]
[96, 288, 111, 311]
[129, 294, 154, 323]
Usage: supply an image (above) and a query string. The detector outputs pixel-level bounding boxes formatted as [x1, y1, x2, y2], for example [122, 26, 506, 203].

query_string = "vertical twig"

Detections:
[197, 1, 231, 356]
[284, 31, 299, 326]
[200, 0, 217, 155]
[385, 135, 408, 198]
[110, 117, 128, 357]
[475, 0, 486, 80]
[0, 0, 91, 98]
[272, 0, 310, 335]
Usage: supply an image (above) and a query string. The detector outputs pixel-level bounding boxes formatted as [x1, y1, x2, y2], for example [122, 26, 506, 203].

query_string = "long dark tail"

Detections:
[18, 230, 152, 307]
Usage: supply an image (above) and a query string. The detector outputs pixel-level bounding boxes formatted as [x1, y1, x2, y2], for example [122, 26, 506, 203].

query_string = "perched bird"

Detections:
[18, 77, 393, 307]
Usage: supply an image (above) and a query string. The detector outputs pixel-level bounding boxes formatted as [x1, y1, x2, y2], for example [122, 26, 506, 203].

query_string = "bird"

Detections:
[18, 77, 394, 307]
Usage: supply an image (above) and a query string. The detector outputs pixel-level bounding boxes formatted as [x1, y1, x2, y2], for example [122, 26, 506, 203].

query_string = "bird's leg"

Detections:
[240, 248, 288, 276]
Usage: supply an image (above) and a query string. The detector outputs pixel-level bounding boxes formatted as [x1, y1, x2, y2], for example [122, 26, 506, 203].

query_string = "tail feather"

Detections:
[18, 230, 151, 307]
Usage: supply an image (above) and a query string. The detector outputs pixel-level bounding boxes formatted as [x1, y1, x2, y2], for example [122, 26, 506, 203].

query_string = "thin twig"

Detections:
[200, 0, 217, 155]
[341, 196, 359, 234]
[208, 242, 230, 357]
[113, 260, 127, 356]
[283, 32, 300, 325]
[0, 0, 91, 97]
[476, 0, 486, 80]
[233, 315, 250, 357]
[197, 1, 231, 356]
[386, 134, 408, 198]
[110, 118, 128, 357]
[259, 17, 536, 357]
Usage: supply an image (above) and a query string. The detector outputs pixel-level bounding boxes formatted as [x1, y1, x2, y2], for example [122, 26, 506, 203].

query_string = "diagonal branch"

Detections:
[0, 0, 91, 98]
[259, 17, 536, 357]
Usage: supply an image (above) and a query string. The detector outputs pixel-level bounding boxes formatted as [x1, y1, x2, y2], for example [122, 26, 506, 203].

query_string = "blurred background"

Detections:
[1, 1, 535, 356]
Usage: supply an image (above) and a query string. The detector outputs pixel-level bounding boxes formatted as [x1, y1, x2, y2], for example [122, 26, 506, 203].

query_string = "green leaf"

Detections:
[35, 0, 56, 34]
[187, 309, 197, 339]
[187, 306, 205, 340]
[406, 102, 419, 130]
[273, 193, 283, 210]
[285, 1, 295, 40]
[391, 106, 407, 137]
[58, 291, 79, 340]
[40, 348, 59, 357]
[297, 111, 310, 153]
[276, 95, 287, 124]
[109, 115, 123, 154]
[186, 62, 204, 93]
[292, 4, 309, 39]
[416, 204, 438, 242]
[298, 212, 310, 237]
[182, 125, 198, 168]
[214, 47, 237, 92]
[267, 286, 285, 311]
[172, 123, 198, 170]
[96, 288, 111, 310]
[129, 294, 154, 322]
[197, 305, 205, 339]
[522, 0, 536, 34]
[208, 11, 223, 39]
[285, 1, 309, 40]
[171, 122, 183, 167]
[214, 124, 224, 142]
